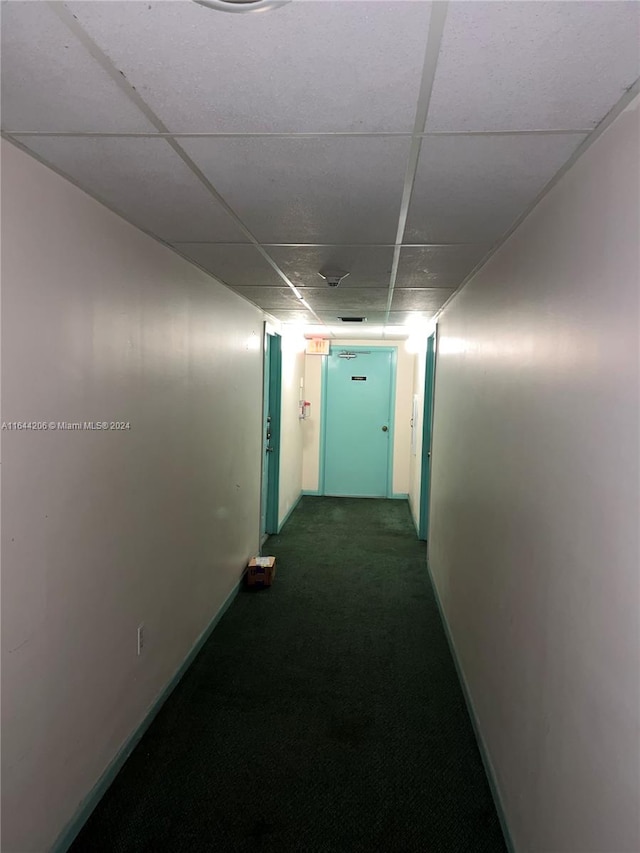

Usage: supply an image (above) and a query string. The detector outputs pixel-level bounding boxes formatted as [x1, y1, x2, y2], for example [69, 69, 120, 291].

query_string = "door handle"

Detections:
[381, 425, 388, 432]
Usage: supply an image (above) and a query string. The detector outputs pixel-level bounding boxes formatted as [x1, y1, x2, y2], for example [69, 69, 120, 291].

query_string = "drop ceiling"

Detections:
[2, 0, 639, 335]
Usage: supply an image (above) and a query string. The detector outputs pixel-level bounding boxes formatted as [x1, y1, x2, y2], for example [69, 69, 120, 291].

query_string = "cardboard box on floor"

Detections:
[246, 556, 276, 588]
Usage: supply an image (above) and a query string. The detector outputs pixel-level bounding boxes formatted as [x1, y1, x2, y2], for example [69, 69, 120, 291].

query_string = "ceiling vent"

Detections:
[193, 0, 290, 13]
[338, 317, 366, 323]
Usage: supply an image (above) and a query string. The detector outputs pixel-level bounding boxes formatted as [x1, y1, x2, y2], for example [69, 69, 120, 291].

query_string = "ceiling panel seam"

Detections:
[170, 242, 484, 248]
[384, 0, 449, 326]
[46, 1, 328, 330]
[3, 130, 595, 138]
[432, 77, 640, 324]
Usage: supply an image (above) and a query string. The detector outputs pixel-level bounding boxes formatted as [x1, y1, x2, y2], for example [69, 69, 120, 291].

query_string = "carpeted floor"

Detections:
[70, 497, 507, 853]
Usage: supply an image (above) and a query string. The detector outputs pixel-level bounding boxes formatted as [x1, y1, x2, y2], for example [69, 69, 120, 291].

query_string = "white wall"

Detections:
[278, 325, 306, 526]
[0, 140, 299, 852]
[301, 339, 413, 496]
[428, 97, 640, 852]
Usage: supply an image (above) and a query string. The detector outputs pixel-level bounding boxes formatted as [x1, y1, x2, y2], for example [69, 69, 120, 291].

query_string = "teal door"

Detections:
[261, 332, 281, 541]
[418, 332, 436, 540]
[322, 347, 395, 497]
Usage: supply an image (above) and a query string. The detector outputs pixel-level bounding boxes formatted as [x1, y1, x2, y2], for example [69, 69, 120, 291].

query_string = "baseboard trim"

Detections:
[408, 496, 420, 536]
[277, 492, 302, 533]
[300, 491, 409, 500]
[51, 577, 242, 853]
[425, 560, 516, 853]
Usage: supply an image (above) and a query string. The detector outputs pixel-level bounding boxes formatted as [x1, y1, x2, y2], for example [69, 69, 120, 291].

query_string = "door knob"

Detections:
[381, 425, 388, 432]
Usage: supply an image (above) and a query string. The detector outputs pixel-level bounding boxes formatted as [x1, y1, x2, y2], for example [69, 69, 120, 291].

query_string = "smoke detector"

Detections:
[193, 0, 290, 13]
[318, 269, 350, 288]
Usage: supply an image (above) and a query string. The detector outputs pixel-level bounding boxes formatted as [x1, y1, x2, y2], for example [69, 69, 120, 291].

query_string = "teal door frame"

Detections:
[418, 332, 437, 540]
[261, 330, 282, 538]
[319, 345, 397, 498]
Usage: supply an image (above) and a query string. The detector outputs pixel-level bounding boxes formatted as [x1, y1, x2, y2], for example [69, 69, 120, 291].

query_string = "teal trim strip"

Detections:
[323, 493, 397, 499]
[301, 490, 321, 496]
[277, 492, 302, 533]
[390, 493, 409, 500]
[418, 333, 436, 541]
[51, 578, 242, 853]
[259, 324, 271, 539]
[265, 333, 282, 535]
[425, 560, 516, 853]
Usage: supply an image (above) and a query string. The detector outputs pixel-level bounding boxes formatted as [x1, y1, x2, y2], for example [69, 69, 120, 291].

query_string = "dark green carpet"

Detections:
[70, 497, 507, 853]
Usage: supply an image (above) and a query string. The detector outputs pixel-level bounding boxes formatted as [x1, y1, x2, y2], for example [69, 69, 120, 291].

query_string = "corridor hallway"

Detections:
[70, 497, 506, 853]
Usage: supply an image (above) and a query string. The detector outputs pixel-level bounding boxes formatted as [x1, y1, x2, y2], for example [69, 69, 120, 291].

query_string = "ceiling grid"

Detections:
[5, 129, 596, 141]
[44, 0, 327, 327]
[2, 0, 638, 336]
[384, 0, 449, 327]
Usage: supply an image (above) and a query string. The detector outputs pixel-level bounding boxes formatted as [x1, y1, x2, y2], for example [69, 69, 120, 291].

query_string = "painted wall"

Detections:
[301, 339, 413, 496]
[278, 325, 306, 527]
[428, 97, 640, 853]
[0, 140, 298, 852]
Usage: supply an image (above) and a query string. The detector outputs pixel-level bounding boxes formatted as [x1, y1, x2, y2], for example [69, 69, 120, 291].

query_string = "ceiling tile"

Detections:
[14, 137, 248, 243]
[427, 1, 640, 132]
[172, 244, 284, 288]
[405, 133, 586, 244]
[272, 311, 318, 324]
[313, 311, 438, 326]
[396, 245, 489, 288]
[314, 313, 439, 330]
[232, 287, 303, 311]
[68, 1, 431, 133]
[0, 2, 154, 133]
[316, 312, 389, 324]
[267, 246, 395, 289]
[297, 288, 390, 312]
[385, 311, 437, 326]
[181, 137, 410, 244]
[391, 289, 455, 312]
